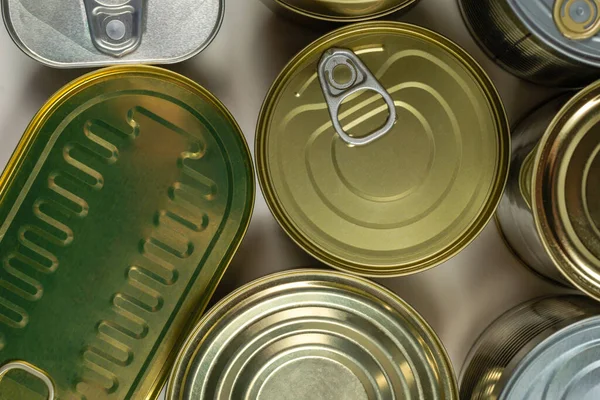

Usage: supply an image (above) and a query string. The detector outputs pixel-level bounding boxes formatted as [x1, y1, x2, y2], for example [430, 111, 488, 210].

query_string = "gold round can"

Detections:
[262, 0, 420, 23]
[167, 269, 458, 400]
[498, 81, 600, 300]
[256, 22, 510, 277]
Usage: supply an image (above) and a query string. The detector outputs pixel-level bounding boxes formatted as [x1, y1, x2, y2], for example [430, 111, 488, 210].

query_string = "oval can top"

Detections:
[272, 0, 419, 22]
[256, 22, 510, 277]
[501, 316, 600, 399]
[0, 66, 254, 399]
[533, 80, 600, 300]
[2, 0, 223, 67]
[167, 269, 458, 400]
[507, 0, 600, 68]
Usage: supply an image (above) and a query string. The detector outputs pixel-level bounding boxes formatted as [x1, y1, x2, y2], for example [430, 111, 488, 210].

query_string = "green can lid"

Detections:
[0, 66, 254, 399]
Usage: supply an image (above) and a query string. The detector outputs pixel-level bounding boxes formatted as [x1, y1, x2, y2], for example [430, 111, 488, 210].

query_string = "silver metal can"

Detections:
[460, 295, 600, 400]
[2, 0, 223, 67]
[496, 81, 600, 299]
[167, 269, 458, 400]
[459, 0, 600, 87]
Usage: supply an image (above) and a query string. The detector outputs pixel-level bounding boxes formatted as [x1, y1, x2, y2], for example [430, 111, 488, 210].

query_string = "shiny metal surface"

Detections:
[498, 82, 600, 300]
[2, 0, 223, 67]
[496, 95, 570, 285]
[460, 296, 600, 400]
[256, 22, 510, 277]
[83, 0, 144, 57]
[318, 48, 397, 146]
[0, 66, 255, 399]
[263, 0, 420, 22]
[168, 270, 458, 400]
[459, 0, 600, 87]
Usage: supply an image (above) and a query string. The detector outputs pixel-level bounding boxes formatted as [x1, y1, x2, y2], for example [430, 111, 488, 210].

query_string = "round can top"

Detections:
[533, 81, 600, 300]
[507, 0, 600, 68]
[256, 22, 509, 277]
[273, 0, 418, 22]
[167, 269, 458, 400]
[500, 316, 600, 399]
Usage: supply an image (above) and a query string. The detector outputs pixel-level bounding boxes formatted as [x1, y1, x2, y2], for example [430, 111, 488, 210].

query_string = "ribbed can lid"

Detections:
[167, 270, 458, 400]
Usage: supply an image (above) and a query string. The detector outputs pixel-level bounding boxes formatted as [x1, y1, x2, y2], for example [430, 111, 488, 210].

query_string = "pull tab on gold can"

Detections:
[554, 0, 600, 40]
[318, 48, 397, 147]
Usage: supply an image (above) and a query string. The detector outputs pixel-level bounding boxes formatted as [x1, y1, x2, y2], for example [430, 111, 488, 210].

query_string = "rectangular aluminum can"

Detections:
[2, 0, 223, 68]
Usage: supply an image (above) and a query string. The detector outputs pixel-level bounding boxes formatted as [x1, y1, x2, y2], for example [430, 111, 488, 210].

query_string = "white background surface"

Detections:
[0, 0, 576, 398]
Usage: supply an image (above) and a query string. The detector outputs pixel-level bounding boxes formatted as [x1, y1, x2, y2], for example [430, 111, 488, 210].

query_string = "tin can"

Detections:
[460, 295, 600, 399]
[496, 81, 600, 299]
[261, 0, 420, 24]
[0, 66, 254, 399]
[256, 22, 510, 278]
[459, 0, 600, 87]
[2, 0, 223, 68]
[168, 269, 458, 400]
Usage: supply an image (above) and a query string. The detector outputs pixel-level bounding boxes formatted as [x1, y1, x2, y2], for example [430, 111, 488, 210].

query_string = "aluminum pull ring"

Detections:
[84, 0, 143, 57]
[554, 0, 600, 40]
[0, 361, 55, 399]
[318, 48, 397, 147]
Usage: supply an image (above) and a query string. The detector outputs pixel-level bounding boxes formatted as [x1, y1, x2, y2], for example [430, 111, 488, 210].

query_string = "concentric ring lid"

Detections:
[167, 270, 458, 400]
[507, 0, 600, 68]
[533, 80, 600, 300]
[500, 316, 600, 399]
[256, 22, 509, 277]
[272, 0, 418, 22]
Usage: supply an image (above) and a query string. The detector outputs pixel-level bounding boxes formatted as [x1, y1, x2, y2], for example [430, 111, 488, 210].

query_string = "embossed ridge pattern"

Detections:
[0, 68, 253, 400]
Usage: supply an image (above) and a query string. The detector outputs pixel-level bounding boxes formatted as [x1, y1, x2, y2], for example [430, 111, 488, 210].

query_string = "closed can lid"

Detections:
[2, 0, 223, 67]
[167, 269, 458, 400]
[501, 316, 600, 399]
[507, 0, 600, 68]
[0, 66, 254, 399]
[533, 81, 600, 300]
[256, 22, 510, 277]
[272, 0, 419, 22]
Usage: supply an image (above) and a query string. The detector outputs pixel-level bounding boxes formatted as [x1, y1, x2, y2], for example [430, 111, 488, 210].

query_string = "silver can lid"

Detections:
[167, 270, 458, 400]
[508, 0, 600, 67]
[500, 316, 600, 399]
[2, 0, 223, 67]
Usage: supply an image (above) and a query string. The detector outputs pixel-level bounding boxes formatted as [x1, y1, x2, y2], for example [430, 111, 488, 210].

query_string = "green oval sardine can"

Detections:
[256, 22, 510, 278]
[2, 0, 223, 67]
[459, 0, 600, 87]
[0, 66, 254, 399]
[261, 0, 420, 23]
[168, 269, 458, 400]
[460, 296, 600, 400]
[496, 81, 600, 300]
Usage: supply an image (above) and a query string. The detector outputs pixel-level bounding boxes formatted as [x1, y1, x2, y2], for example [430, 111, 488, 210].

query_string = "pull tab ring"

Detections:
[83, 0, 143, 57]
[318, 48, 397, 147]
[0, 361, 55, 400]
[554, 0, 600, 40]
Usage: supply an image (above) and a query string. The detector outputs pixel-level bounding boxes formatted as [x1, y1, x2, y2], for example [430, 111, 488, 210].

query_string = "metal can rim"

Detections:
[1, 1, 225, 68]
[166, 268, 459, 400]
[532, 80, 600, 301]
[256, 21, 510, 278]
[271, 0, 420, 23]
[0, 65, 256, 400]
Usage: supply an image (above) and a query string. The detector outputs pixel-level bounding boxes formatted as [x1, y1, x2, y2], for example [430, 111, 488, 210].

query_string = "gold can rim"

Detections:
[533, 80, 600, 301]
[167, 269, 458, 400]
[256, 21, 510, 278]
[272, 0, 420, 23]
